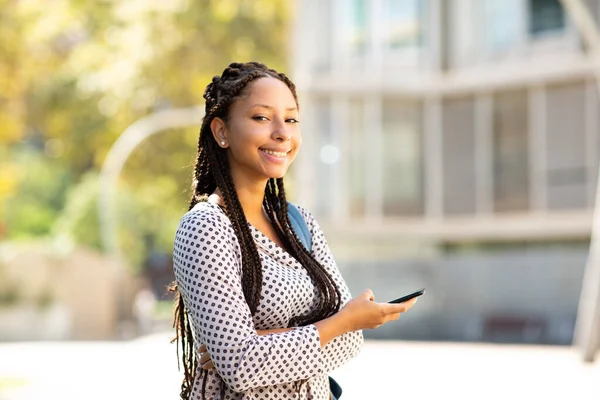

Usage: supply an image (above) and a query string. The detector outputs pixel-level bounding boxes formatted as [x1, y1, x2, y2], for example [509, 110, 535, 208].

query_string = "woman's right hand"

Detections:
[198, 344, 215, 370]
[338, 289, 417, 332]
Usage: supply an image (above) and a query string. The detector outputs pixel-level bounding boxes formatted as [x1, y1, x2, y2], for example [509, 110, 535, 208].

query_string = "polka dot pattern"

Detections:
[172, 202, 363, 399]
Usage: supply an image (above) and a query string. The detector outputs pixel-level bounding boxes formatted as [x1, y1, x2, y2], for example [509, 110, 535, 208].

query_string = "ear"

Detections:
[210, 117, 229, 148]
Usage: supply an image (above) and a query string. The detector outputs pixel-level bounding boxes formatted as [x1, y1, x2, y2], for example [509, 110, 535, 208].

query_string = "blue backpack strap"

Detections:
[287, 203, 342, 398]
[287, 202, 312, 252]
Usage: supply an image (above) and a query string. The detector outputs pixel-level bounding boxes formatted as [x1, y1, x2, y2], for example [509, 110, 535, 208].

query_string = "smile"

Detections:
[259, 148, 289, 158]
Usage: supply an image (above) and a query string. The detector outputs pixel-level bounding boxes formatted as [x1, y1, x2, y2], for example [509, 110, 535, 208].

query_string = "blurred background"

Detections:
[2, 0, 600, 399]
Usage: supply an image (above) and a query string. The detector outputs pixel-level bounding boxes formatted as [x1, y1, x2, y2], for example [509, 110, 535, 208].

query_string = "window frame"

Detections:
[475, 0, 579, 64]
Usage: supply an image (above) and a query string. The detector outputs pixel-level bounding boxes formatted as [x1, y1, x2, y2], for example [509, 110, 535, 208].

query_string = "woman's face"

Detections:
[212, 77, 301, 184]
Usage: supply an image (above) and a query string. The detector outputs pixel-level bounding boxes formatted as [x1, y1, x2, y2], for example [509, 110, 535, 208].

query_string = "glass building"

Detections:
[290, 0, 600, 344]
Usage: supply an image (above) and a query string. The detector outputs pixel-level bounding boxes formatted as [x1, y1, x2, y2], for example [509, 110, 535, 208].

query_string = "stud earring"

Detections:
[220, 141, 226, 146]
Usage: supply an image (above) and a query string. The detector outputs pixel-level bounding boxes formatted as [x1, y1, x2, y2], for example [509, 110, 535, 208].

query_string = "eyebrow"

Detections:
[250, 104, 298, 112]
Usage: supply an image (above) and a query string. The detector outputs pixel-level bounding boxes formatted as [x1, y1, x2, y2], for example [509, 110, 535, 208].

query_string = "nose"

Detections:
[271, 118, 291, 142]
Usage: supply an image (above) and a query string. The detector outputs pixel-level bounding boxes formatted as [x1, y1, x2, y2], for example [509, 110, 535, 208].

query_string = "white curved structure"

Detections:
[98, 106, 204, 259]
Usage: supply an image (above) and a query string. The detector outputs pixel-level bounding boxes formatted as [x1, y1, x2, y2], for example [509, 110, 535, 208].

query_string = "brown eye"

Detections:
[252, 116, 268, 121]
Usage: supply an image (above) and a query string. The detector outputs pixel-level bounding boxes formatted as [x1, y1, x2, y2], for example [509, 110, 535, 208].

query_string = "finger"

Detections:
[362, 289, 375, 301]
[200, 352, 211, 364]
[398, 297, 418, 310]
[202, 360, 215, 370]
[385, 312, 401, 322]
[199, 344, 207, 353]
[382, 301, 412, 314]
[403, 297, 418, 309]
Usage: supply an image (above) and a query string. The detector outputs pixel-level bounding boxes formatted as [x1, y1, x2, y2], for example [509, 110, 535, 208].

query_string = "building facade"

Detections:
[290, 0, 600, 344]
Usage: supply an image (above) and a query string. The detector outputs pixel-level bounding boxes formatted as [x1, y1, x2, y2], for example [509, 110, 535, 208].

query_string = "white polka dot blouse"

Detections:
[173, 202, 363, 399]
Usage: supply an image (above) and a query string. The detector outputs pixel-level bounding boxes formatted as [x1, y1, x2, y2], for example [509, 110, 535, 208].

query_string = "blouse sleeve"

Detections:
[172, 208, 327, 393]
[297, 206, 364, 373]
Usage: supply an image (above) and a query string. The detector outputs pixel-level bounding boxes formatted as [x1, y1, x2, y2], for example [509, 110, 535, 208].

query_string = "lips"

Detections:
[259, 148, 290, 158]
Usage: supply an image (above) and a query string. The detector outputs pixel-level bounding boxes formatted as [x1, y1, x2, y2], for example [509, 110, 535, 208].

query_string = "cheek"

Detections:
[294, 129, 302, 150]
[289, 135, 302, 163]
[228, 143, 256, 165]
[226, 125, 259, 156]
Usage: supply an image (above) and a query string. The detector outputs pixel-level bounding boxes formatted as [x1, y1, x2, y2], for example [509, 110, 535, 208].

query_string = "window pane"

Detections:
[348, 99, 365, 217]
[493, 90, 530, 212]
[529, 0, 565, 36]
[546, 82, 587, 210]
[483, 0, 521, 50]
[442, 97, 477, 215]
[385, 0, 425, 50]
[382, 100, 423, 216]
[346, 0, 369, 55]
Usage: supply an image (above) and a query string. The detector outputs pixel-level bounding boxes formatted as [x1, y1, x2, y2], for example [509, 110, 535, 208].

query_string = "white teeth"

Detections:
[260, 149, 287, 157]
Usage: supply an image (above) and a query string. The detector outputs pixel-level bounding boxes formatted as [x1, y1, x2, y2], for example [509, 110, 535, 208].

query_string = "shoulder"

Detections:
[173, 203, 243, 293]
[173, 202, 241, 272]
[180, 201, 226, 223]
[175, 202, 234, 241]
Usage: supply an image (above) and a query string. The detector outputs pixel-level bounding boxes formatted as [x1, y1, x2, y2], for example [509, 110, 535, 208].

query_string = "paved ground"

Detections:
[0, 332, 598, 400]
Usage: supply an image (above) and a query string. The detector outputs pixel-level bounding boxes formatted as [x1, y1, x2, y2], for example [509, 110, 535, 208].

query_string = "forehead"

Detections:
[238, 77, 297, 109]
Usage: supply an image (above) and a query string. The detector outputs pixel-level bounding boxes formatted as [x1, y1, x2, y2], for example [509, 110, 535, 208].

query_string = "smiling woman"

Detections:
[168, 62, 417, 400]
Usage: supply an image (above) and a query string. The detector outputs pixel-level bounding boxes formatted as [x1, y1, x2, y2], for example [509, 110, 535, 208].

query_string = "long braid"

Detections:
[264, 178, 342, 326]
[168, 284, 197, 400]
[208, 138, 263, 312]
[170, 62, 341, 400]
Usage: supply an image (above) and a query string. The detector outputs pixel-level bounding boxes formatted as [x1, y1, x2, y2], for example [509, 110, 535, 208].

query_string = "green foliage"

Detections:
[0, 0, 291, 270]
[51, 171, 103, 251]
[52, 171, 183, 272]
[4, 148, 72, 239]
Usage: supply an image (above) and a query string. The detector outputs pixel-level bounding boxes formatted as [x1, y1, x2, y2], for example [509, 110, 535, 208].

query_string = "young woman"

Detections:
[170, 62, 417, 400]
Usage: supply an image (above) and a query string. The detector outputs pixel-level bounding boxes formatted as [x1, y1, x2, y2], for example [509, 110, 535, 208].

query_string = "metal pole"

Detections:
[559, 0, 600, 362]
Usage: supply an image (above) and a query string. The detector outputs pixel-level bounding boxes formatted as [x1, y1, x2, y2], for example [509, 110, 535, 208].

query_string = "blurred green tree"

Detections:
[0, 0, 291, 269]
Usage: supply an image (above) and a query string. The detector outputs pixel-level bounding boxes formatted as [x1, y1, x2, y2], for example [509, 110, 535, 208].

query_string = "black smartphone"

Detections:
[388, 288, 425, 304]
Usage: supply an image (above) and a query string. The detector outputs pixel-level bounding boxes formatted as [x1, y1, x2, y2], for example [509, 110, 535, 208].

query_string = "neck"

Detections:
[227, 170, 269, 220]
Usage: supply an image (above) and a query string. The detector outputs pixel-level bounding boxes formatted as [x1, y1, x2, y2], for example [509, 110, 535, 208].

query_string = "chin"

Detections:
[268, 172, 287, 180]
[265, 167, 288, 180]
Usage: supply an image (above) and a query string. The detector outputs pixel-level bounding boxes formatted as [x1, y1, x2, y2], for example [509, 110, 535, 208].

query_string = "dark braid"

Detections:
[263, 178, 342, 327]
[169, 62, 341, 400]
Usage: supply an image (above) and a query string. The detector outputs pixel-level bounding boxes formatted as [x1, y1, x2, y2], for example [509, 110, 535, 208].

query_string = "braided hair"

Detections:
[169, 62, 342, 400]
